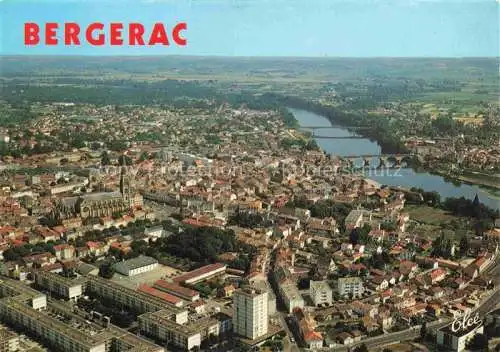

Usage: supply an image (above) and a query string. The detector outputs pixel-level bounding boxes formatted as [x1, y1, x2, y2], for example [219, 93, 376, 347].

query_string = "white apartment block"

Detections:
[310, 280, 333, 306]
[138, 310, 201, 351]
[279, 281, 305, 313]
[34, 271, 83, 301]
[338, 277, 364, 298]
[233, 288, 269, 340]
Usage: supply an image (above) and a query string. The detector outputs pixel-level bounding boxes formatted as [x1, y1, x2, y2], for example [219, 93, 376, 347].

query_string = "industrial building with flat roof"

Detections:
[113, 256, 158, 276]
[173, 263, 226, 285]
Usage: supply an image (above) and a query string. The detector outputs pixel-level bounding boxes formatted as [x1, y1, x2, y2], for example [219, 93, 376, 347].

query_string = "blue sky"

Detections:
[0, 0, 498, 57]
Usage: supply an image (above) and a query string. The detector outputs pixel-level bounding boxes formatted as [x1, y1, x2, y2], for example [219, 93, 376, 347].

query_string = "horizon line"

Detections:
[0, 54, 499, 60]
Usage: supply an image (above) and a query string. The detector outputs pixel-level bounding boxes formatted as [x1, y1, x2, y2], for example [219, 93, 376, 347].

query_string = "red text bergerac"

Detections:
[24, 22, 187, 46]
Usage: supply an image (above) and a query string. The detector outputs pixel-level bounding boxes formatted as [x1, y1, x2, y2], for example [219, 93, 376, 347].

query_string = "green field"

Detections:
[406, 205, 458, 226]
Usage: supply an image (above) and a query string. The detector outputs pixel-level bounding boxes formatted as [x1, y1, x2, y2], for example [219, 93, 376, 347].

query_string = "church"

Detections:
[53, 167, 142, 221]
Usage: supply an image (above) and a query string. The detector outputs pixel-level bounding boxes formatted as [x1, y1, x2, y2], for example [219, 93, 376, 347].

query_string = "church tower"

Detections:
[120, 167, 132, 206]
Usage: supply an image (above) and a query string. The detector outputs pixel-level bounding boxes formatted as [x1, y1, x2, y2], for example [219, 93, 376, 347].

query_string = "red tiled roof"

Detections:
[304, 331, 323, 342]
[153, 280, 198, 297]
[54, 244, 73, 251]
[86, 241, 103, 249]
[190, 299, 205, 308]
[137, 284, 182, 305]
[173, 263, 226, 283]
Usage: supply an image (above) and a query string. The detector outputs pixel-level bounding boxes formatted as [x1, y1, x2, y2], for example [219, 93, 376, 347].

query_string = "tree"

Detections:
[2, 248, 22, 261]
[139, 152, 149, 161]
[118, 155, 133, 166]
[101, 151, 111, 166]
[99, 262, 115, 279]
[356, 344, 369, 352]
[459, 234, 469, 257]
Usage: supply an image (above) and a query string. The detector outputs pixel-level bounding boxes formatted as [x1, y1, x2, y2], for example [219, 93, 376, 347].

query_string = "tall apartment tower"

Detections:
[233, 287, 268, 340]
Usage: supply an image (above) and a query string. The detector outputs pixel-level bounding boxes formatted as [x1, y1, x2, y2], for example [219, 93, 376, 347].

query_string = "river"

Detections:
[290, 108, 500, 210]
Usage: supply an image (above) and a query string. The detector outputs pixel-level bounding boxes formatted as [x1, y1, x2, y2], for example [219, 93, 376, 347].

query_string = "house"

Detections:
[350, 330, 362, 342]
[452, 277, 468, 290]
[218, 284, 236, 298]
[377, 314, 393, 331]
[430, 286, 445, 299]
[304, 331, 323, 349]
[53, 244, 75, 261]
[345, 209, 371, 230]
[368, 229, 386, 242]
[294, 308, 323, 349]
[351, 301, 377, 318]
[429, 268, 447, 284]
[399, 260, 418, 278]
[23, 252, 56, 269]
[463, 264, 479, 280]
[311, 257, 337, 280]
[34, 227, 60, 243]
[189, 299, 206, 314]
[370, 276, 389, 291]
[336, 332, 354, 345]
[144, 226, 165, 241]
[86, 241, 108, 257]
[361, 316, 380, 333]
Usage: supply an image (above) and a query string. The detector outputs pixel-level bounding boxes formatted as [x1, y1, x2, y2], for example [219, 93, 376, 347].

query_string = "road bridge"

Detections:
[337, 154, 414, 168]
[313, 136, 366, 139]
[299, 125, 371, 130]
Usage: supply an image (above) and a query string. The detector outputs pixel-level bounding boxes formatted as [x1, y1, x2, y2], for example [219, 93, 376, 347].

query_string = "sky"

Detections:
[0, 0, 498, 57]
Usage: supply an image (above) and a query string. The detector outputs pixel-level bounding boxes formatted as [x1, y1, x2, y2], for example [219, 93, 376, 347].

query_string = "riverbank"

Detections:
[431, 169, 500, 197]
[289, 107, 500, 210]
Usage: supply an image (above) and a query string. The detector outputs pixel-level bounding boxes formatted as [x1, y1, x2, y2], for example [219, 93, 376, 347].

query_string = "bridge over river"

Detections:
[298, 125, 371, 139]
[336, 153, 415, 168]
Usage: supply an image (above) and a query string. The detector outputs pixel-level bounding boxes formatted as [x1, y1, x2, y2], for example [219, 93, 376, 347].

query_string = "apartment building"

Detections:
[0, 326, 19, 352]
[85, 276, 237, 351]
[0, 298, 108, 352]
[338, 277, 364, 298]
[34, 270, 83, 301]
[138, 309, 202, 350]
[233, 287, 269, 340]
[310, 281, 333, 306]
[0, 278, 47, 310]
[279, 281, 305, 314]
[87, 276, 188, 322]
